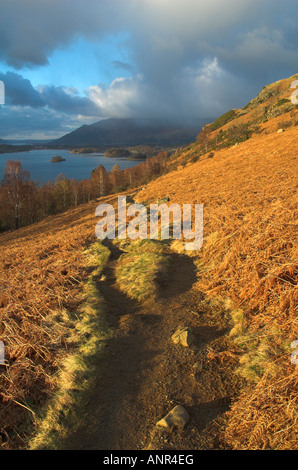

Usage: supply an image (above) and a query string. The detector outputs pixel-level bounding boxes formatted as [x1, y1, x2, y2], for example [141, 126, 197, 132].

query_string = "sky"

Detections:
[0, 0, 297, 140]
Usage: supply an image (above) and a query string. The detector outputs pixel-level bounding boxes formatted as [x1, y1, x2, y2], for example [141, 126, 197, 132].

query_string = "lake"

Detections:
[0, 149, 143, 184]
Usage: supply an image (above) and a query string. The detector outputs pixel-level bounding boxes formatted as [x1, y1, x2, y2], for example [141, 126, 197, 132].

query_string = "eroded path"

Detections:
[62, 240, 242, 450]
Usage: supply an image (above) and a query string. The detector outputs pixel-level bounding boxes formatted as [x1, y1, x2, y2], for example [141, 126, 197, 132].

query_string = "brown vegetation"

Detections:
[135, 119, 298, 449]
[0, 75, 297, 449]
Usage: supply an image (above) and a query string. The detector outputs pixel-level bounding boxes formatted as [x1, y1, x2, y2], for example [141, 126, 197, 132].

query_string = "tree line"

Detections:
[0, 151, 169, 232]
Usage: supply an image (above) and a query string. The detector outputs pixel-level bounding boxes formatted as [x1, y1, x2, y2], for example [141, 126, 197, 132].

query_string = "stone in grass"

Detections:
[171, 326, 194, 347]
[156, 405, 190, 432]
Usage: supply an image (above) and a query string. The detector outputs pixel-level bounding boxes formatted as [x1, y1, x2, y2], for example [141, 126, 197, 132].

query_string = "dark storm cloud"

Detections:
[0, 0, 121, 68]
[0, 71, 102, 138]
[1, 0, 298, 130]
[39, 85, 100, 115]
[0, 71, 100, 116]
[90, 0, 298, 122]
[0, 71, 45, 107]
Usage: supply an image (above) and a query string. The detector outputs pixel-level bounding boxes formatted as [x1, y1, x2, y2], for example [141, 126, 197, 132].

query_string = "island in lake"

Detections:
[50, 155, 66, 162]
[104, 148, 131, 158]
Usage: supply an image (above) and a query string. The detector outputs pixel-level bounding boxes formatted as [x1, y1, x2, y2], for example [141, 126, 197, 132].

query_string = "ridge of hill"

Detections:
[51, 117, 201, 148]
[0, 75, 297, 450]
[172, 74, 298, 168]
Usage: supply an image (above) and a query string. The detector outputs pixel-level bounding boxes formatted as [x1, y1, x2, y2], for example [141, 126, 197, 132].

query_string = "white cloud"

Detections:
[89, 76, 143, 118]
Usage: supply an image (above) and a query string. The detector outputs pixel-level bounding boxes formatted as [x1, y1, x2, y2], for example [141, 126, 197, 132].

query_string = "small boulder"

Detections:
[156, 405, 190, 432]
[171, 326, 194, 347]
[277, 128, 285, 133]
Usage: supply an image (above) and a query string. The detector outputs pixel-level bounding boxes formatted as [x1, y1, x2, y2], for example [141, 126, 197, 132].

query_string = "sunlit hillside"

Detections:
[0, 75, 297, 450]
[135, 76, 298, 449]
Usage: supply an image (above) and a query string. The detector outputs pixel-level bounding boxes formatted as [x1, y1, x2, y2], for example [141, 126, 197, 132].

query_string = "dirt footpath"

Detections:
[62, 241, 243, 450]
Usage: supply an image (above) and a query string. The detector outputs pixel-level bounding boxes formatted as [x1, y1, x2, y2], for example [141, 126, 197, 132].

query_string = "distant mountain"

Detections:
[51, 118, 201, 147]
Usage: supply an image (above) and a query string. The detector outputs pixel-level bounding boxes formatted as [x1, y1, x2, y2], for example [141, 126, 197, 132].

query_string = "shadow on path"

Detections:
[62, 240, 241, 450]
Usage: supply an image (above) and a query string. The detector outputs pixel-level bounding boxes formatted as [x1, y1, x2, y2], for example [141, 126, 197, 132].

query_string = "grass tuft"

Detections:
[29, 242, 111, 450]
[115, 239, 171, 301]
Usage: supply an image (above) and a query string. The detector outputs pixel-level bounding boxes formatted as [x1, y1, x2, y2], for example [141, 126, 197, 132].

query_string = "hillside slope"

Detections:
[135, 96, 298, 448]
[171, 74, 298, 168]
[0, 75, 297, 450]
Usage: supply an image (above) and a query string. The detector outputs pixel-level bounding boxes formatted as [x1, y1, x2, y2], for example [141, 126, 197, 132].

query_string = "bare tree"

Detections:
[2, 160, 31, 229]
[197, 125, 211, 153]
[91, 165, 109, 197]
[110, 163, 123, 190]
